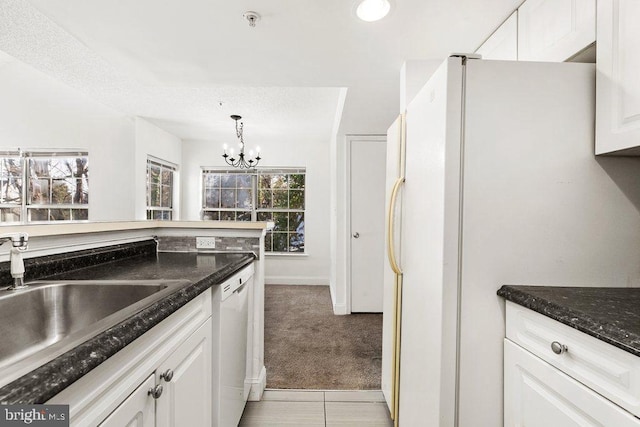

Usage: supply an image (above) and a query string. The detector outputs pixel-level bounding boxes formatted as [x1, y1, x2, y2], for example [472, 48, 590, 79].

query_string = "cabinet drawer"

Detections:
[505, 339, 640, 426]
[506, 302, 640, 417]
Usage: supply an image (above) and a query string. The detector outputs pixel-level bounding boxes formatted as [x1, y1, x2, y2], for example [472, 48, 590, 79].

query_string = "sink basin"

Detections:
[0, 279, 191, 384]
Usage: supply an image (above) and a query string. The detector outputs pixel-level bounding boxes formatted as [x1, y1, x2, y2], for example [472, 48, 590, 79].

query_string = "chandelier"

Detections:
[222, 115, 261, 169]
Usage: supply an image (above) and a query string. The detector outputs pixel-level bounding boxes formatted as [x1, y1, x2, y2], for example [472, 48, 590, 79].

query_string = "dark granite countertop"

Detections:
[0, 251, 255, 404]
[498, 285, 640, 358]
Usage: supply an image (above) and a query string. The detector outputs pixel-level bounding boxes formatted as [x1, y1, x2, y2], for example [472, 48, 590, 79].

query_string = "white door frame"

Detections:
[346, 134, 386, 314]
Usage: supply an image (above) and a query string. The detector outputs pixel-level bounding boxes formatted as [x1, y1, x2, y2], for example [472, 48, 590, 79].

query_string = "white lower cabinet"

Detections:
[99, 318, 212, 427]
[505, 339, 640, 427]
[504, 302, 640, 426]
[156, 319, 212, 427]
[99, 375, 156, 427]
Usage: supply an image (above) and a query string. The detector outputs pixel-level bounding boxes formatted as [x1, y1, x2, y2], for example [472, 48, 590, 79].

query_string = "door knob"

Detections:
[353, 232, 360, 238]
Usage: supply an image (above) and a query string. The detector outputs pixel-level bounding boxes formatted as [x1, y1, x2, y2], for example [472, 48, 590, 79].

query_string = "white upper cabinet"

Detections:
[476, 12, 518, 60]
[518, 0, 595, 62]
[596, 0, 640, 155]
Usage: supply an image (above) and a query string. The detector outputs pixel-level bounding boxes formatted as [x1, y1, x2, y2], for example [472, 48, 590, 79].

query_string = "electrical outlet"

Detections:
[196, 237, 216, 249]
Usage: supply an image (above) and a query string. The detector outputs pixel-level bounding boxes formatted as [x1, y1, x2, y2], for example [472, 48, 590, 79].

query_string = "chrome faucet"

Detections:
[0, 232, 29, 290]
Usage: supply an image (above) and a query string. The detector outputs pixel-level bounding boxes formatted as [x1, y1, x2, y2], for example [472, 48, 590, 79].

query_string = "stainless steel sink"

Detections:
[0, 279, 191, 385]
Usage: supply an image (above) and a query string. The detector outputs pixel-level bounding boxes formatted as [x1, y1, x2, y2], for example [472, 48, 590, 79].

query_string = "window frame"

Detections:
[201, 167, 306, 254]
[0, 149, 89, 223]
[146, 157, 177, 221]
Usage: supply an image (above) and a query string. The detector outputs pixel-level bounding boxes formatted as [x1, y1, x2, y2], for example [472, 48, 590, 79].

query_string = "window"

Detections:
[202, 168, 306, 253]
[146, 158, 176, 220]
[0, 150, 89, 223]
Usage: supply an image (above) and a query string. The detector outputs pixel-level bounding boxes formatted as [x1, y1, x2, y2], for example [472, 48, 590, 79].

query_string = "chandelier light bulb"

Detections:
[256, 146, 261, 153]
[356, 0, 391, 22]
[249, 150, 254, 157]
[229, 148, 234, 156]
[223, 143, 228, 151]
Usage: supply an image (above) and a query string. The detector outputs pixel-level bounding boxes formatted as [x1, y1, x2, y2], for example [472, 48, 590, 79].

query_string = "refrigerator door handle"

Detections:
[387, 176, 404, 275]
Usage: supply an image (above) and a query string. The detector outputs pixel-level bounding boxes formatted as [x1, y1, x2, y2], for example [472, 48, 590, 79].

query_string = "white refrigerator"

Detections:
[382, 56, 640, 426]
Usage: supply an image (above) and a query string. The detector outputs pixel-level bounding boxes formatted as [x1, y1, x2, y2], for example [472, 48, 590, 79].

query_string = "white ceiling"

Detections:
[0, 0, 521, 142]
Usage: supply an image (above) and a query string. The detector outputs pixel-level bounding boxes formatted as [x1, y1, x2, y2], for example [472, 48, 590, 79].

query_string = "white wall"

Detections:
[181, 137, 331, 285]
[134, 118, 183, 220]
[0, 53, 137, 221]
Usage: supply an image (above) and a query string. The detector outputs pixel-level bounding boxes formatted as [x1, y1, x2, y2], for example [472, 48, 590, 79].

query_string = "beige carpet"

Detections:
[264, 285, 382, 390]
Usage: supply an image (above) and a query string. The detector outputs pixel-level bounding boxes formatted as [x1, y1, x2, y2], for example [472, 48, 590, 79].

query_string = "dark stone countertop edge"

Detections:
[0, 254, 255, 404]
[497, 285, 640, 358]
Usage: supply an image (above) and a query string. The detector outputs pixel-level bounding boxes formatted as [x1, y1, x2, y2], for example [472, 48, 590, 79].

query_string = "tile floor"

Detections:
[239, 389, 394, 427]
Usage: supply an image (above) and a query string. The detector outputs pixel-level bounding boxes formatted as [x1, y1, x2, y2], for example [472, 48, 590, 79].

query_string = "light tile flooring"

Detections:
[239, 390, 394, 427]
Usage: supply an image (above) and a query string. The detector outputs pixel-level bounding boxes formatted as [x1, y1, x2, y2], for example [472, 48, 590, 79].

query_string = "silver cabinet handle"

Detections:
[148, 384, 163, 399]
[353, 232, 360, 238]
[551, 341, 568, 355]
[160, 369, 174, 382]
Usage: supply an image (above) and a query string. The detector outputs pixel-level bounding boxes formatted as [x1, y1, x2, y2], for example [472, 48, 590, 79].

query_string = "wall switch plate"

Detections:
[196, 237, 216, 249]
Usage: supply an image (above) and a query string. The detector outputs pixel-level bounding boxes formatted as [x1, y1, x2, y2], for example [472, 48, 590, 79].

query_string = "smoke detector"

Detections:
[243, 11, 261, 27]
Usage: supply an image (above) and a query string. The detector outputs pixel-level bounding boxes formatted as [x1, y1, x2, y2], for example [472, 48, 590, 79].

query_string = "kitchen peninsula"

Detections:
[0, 221, 267, 426]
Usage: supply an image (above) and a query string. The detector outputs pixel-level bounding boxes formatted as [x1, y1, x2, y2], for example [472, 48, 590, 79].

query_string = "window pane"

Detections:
[161, 185, 172, 208]
[52, 180, 72, 204]
[272, 175, 288, 189]
[30, 179, 50, 204]
[204, 173, 220, 188]
[149, 164, 161, 185]
[289, 174, 305, 189]
[29, 208, 49, 221]
[237, 211, 252, 221]
[49, 208, 70, 221]
[150, 184, 161, 207]
[203, 211, 220, 221]
[289, 190, 304, 209]
[161, 169, 172, 186]
[237, 189, 252, 209]
[259, 174, 271, 190]
[0, 207, 21, 222]
[72, 209, 88, 221]
[264, 233, 272, 252]
[289, 232, 304, 252]
[221, 174, 236, 188]
[288, 212, 304, 232]
[221, 189, 236, 208]
[273, 190, 288, 208]
[273, 212, 287, 231]
[205, 189, 220, 208]
[237, 174, 252, 188]
[273, 233, 288, 252]
[1, 157, 23, 205]
[220, 211, 235, 221]
[258, 190, 271, 209]
[257, 212, 271, 222]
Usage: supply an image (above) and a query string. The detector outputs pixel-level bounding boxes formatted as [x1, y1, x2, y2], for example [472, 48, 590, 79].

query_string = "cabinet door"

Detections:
[595, 0, 640, 155]
[504, 340, 640, 427]
[518, 0, 595, 62]
[99, 375, 155, 427]
[156, 318, 212, 427]
[476, 12, 518, 60]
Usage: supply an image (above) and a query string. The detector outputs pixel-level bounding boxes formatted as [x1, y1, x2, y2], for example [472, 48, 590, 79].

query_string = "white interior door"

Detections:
[350, 136, 387, 313]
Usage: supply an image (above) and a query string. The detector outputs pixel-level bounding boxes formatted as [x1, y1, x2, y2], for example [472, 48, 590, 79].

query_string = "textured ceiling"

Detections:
[0, 0, 521, 141]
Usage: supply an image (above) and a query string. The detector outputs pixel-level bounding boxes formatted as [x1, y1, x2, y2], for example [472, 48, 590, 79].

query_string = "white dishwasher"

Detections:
[212, 263, 254, 427]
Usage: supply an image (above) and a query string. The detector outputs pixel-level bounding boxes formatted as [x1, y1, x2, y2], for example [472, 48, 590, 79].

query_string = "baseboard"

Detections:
[329, 284, 349, 315]
[265, 276, 329, 285]
[248, 365, 267, 401]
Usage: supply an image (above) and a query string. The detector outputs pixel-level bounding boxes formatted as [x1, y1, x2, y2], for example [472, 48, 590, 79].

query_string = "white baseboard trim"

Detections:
[329, 284, 349, 315]
[248, 366, 267, 401]
[265, 276, 329, 285]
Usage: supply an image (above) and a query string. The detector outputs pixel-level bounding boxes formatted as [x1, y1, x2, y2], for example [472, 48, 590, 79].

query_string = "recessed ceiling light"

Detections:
[356, 0, 391, 22]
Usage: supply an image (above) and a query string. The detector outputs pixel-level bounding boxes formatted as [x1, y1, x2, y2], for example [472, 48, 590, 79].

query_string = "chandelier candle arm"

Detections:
[222, 115, 262, 169]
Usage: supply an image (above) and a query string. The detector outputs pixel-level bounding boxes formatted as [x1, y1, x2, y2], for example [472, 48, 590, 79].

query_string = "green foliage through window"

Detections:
[202, 168, 305, 253]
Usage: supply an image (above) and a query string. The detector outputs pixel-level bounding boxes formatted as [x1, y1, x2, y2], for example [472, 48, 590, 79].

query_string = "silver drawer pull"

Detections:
[160, 369, 174, 382]
[551, 341, 568, 355]
[148, 384, 163, 399]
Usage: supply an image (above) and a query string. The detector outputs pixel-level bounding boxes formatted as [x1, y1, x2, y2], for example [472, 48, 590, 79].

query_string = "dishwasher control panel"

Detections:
[220, 263, 255, 301]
